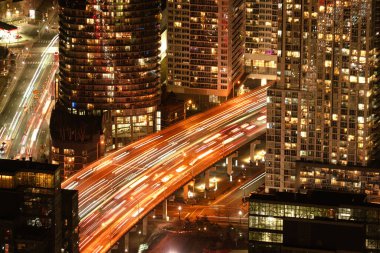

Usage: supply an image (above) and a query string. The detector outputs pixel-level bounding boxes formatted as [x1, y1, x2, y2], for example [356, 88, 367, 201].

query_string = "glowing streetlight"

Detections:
[178, 206, 182, 220]
[184, 99, 192, 120]
[239, 210, 243, 223]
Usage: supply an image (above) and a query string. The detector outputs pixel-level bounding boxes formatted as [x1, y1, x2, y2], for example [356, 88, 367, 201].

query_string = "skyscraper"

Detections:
[266, 0, 379, 192]
[245, 0, 277, 80]
[166, 0, 245, 109]
[58, 0, 161, 148]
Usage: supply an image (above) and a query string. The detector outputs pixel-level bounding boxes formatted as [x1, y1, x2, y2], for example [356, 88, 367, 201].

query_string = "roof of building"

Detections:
[50, 103, 102, 143]
[0, 21, 17, 31]
[58, 0, 86, 10]
[250, 190, 380, 208]
[0, 159, 59, 174]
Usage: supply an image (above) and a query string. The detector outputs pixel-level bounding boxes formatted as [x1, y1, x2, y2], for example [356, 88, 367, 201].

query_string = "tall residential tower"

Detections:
[58, 0, 161, 149]
[266, 0, 379, 192]
[166, 0, 245, 109]
[245, 0, 277, 80]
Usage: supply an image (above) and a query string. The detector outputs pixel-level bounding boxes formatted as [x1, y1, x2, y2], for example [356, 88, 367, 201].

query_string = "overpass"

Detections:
[62, 85, 268, 253]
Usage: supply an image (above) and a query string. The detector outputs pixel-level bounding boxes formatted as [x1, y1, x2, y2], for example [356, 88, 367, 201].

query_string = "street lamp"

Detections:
[178, 206, 182, 220]
[183, 99, 192, 120]
[238, 210, 243, 224]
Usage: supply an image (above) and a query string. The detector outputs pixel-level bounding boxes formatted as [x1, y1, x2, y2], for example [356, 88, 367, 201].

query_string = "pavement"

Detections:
[120, 141, 266, 253]
[0, 1, 58, 160]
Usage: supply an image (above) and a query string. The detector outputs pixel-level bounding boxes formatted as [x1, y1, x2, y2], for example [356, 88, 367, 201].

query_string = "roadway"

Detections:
[0, 31, 58, 160]
[144, 167, 265, 253]
[171, 168, 265, 224]
[0, 34, 58, 160]
[62, 85, 268, 253]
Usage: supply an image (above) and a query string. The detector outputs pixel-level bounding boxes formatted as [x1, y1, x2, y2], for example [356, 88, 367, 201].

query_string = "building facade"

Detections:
[249, 191, 380, 253]
[49, 104, 104, 180]
[0, 159, 78, 253]
[58, 0, 161, 149]
[296, 161, 380, 196]
[61, 189, 79, 253]
[166, 0, 245, 109]
[265, 0, 379, 192]
[245, 0, 277, 80]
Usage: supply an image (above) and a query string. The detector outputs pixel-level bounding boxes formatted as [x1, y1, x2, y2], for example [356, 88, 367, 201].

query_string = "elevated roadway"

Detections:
[62, 85, 268, 253]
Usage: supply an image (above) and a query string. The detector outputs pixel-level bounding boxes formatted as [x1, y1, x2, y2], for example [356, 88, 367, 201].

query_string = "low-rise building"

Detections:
[249, 190, 380, 253]
[0, 159, 78, 253]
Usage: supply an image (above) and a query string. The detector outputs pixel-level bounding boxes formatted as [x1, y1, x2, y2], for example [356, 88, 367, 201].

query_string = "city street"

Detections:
[0, 2, 58, 160]
[128, 158, 266, 253]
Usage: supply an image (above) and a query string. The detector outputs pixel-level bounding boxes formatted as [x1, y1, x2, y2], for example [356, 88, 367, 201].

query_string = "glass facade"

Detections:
[58, 0, 161, 147]
[266, 0, 379, 192]
[249, 192, 380, 252]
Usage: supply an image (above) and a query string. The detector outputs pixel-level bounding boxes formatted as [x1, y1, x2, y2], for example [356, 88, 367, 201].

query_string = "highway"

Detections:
[173, 168, 265, 224]
[62, 85, 268, 253]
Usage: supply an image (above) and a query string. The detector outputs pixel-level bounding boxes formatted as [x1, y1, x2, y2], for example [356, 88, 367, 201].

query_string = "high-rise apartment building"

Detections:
[58, 0, 161, 148]
[166, 0, 245, 109]
[245, 0, 277, 80]
[266, 0, 379, 192]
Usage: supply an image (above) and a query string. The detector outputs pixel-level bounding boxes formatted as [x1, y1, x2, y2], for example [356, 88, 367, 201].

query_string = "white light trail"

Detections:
[239, 172, 266, 190]
[203, 133, 221, 144]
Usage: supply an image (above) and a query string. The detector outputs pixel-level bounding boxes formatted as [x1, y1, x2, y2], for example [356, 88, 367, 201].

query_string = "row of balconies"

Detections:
[59, 62, 158, 73]
[60, 32, 159, 46]
[61, 3, 159, 17]
[61, 31, 159, 43]
[60, 50, 159, 62]
[60, 96, 159, 110]
[62, 89, 159, 99]
[59, 71, 159, 84]
[59, 77, 159, 91]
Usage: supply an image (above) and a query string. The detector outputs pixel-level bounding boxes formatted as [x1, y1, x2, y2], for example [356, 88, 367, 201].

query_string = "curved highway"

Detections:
[62, 85, 268, 253]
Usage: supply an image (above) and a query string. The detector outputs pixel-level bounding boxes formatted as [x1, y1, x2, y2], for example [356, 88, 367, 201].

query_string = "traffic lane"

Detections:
[170, 169, 265, 222]
[61, 87, 268, 249]
[80, 111, 266, 252]
[7, 54, 55, 157]
[67, 90, 264, 196]
[0, 45, 52, 126]
[75, 91, 268, 229]
[63, 86, 267, 188]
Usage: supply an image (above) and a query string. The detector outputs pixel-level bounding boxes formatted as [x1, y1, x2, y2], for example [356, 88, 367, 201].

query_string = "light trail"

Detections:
[3, 34, 59, 159]
[239, 172, 266, 190]
[19, 35, 59, 108]
[60, 85, 270, 253]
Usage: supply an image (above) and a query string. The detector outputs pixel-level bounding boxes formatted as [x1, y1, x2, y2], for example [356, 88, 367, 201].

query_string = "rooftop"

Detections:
[50, 103, 102, 143]
[0, 159, 58, 175]
[250, 190, 380, 208]
[58, 0, 86, 10]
